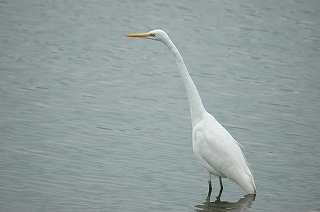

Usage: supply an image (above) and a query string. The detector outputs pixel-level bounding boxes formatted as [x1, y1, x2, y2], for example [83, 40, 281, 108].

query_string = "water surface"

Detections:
[1, 0, 320, 211]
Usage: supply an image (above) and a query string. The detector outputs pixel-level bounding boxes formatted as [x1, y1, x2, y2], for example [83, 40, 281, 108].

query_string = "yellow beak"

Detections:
[125, 32, 151, 38]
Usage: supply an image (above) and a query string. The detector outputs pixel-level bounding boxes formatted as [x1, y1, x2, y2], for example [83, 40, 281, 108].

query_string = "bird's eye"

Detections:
[150, 33, 155, 37]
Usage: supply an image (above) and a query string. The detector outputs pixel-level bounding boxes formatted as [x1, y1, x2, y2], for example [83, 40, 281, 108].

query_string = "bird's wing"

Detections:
[193, 114, 256, 193]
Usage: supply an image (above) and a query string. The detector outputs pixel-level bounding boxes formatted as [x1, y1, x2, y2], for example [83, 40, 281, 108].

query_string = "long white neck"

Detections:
[162, 37, 207, 126]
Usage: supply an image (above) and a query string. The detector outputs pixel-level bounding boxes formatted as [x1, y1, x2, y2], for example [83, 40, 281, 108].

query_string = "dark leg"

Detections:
[206, 180, 212, 202]
[219, 177, 223, 191]
[216, 177, 223, 200]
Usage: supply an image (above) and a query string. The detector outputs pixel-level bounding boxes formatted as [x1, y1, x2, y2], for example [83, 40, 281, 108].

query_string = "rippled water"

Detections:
[1, 0, 320, 211]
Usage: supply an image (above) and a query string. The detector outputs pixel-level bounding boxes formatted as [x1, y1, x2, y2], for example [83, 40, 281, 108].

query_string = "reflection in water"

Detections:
[195, 194, 256, 212]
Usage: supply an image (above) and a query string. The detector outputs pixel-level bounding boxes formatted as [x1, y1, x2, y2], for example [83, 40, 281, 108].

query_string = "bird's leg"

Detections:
[216, 177, 223, 200]
[206, 180, 212, 202]
[219, 177, 223, 191]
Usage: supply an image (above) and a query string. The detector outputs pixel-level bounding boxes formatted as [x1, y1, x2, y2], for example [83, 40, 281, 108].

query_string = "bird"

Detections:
[125, 29, 256, 200]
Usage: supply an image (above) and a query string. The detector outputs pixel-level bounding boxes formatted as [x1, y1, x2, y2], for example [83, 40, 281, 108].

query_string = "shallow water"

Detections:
[1, 0, 320, 211]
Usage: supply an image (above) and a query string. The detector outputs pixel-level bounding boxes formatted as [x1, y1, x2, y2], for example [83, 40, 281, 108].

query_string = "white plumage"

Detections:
[125, 29, 256, 199]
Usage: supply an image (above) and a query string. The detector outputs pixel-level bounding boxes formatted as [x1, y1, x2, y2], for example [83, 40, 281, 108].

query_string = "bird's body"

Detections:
[125, 29, 256, 198]
[192, 112, 256, 194]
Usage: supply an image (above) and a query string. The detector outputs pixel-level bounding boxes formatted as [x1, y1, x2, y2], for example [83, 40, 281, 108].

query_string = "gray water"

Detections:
[1, 0, 320, 211]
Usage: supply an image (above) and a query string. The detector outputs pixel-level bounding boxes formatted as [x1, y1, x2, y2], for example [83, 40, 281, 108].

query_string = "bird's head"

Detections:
[125, 29, 169, 43]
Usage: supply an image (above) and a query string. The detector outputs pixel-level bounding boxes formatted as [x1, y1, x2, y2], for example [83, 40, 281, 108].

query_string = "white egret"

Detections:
[125, 29, 256, 199]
